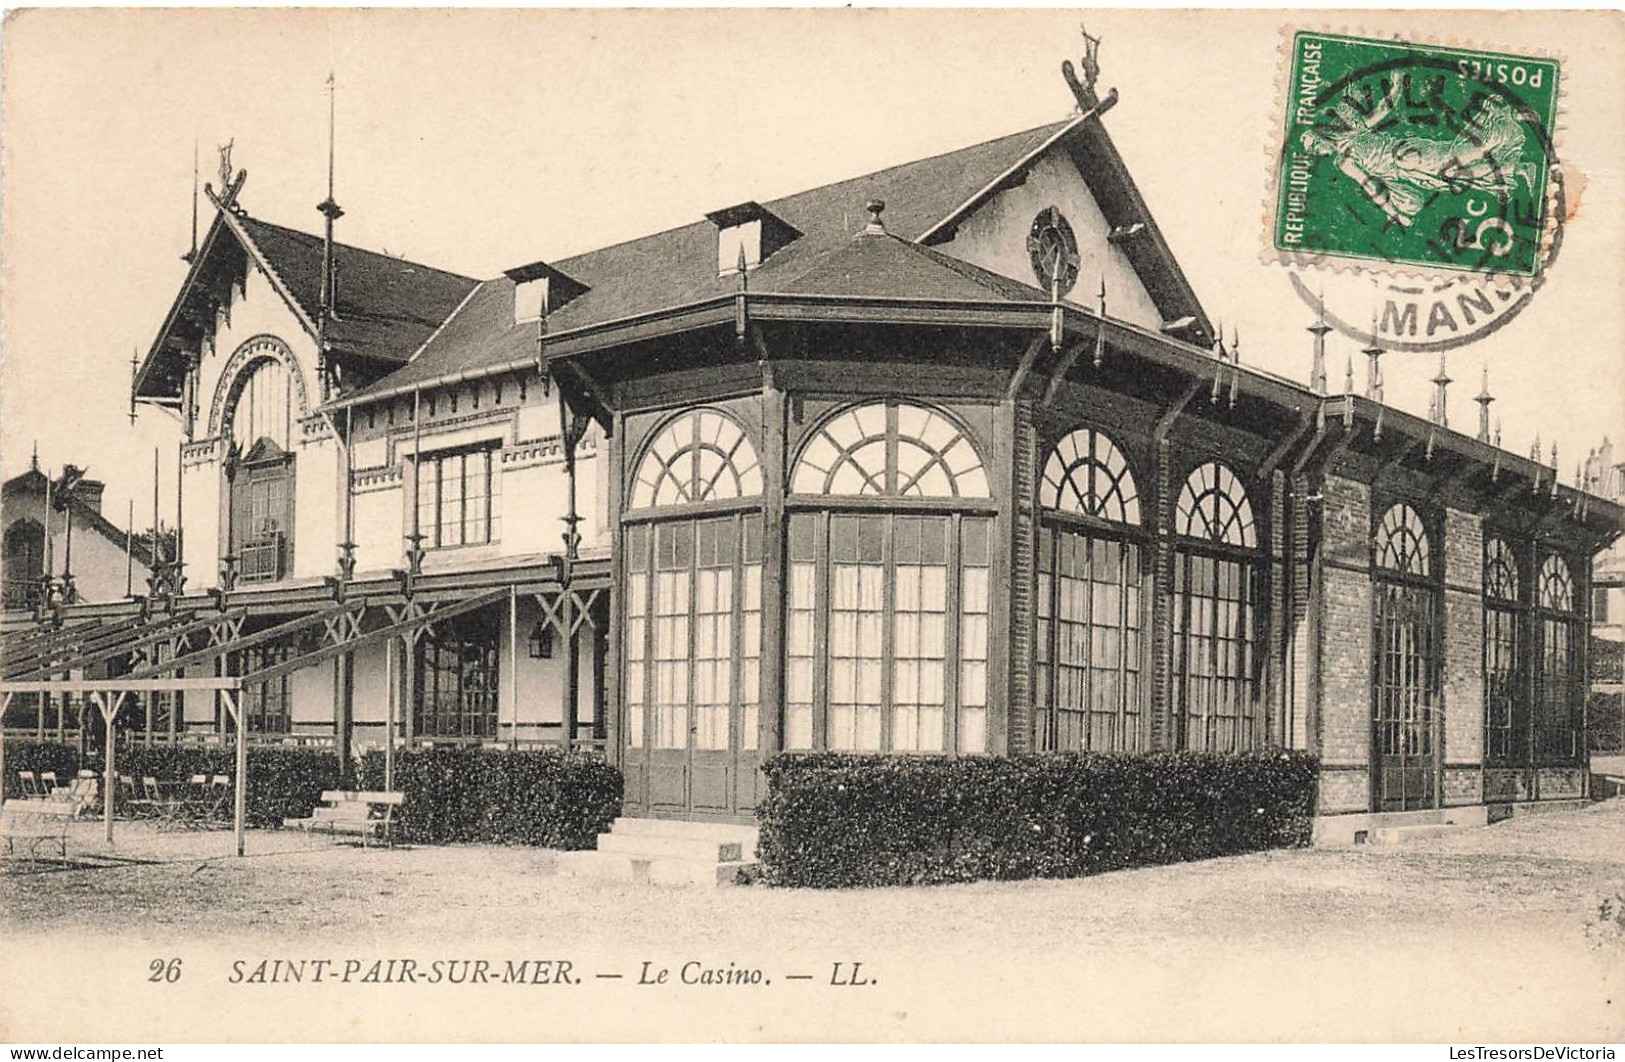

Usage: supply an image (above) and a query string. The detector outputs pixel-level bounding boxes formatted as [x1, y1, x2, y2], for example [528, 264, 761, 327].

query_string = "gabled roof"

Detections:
[135, 201, 478, 399]
[337, 113, 1210, 406]
[232, 215, 479, 363]
[2, 470, 154, 568]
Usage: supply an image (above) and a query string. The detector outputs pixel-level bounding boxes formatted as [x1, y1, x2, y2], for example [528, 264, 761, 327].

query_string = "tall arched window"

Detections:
[622, 408, 764, 815]
[1171, 461, 1259, 752]
[1035, 428, 1144, 752]
[1483, 537, 1523, 765]
[1535, 554, 1582, 763]
[224, 355, 297, 582]
[1372, 501, 1440, 812]
[2, 518, 45, 609]
[786, 400, 993, 754]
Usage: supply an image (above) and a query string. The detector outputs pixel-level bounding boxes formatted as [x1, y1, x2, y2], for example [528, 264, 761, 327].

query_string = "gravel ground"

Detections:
[3, 801, 1622, 1042]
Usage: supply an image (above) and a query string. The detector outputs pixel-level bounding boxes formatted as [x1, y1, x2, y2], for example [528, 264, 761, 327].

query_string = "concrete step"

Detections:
[596, 832, 744, 863]
[609, 817, 758, 858]
[1368, 822, 1475, 846]
[557, 849, 753, 887]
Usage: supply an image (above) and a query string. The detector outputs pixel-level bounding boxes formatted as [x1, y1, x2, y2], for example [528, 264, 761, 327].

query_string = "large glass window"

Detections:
[416, 445, 500, 549]
[786, 400, 992, 753]
[414, 612, 501, 739]
[1035, 428, 1143, 752]
[623, 408, 764, 754]
[1372, 502, 1440, 812]
[1483, 537, 1522, 764]
[623, 515, 763, 750]
[1536, 554, 1582, 763]
[1172, 461, 1258, 752]
[236, 644, 292, 734]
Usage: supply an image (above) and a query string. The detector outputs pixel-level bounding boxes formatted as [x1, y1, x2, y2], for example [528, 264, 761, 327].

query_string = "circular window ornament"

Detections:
[1027, 207, 1080, 297]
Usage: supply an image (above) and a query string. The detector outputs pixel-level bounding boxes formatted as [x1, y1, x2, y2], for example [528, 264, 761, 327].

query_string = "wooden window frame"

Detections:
[415, 443, 500, 550]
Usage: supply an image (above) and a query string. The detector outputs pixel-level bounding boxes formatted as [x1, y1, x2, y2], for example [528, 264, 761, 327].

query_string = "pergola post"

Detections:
[0, 691, 11, 800]
[384, 636, 395, 792]
[226, 689, 245, 857]
[96, 691, 126, 846]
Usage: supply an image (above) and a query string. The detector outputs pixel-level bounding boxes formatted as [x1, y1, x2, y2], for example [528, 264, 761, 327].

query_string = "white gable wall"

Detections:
[934, 150, 1164, 331]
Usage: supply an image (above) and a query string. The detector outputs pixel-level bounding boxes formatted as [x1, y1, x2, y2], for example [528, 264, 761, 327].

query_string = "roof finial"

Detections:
[317, 71, 345, 398]
[1430, 352, 1452, 428]
[1307, 291, 1331, 395]
[1362, 310, 1384, 402]
[1061, 24, 1116, 113]
[182, 139, 199, 264]
[1092, 275, 1107, 369]
[29, 441, 38, 472]
[1474, 363, 1494, 443]
[864, 198, 887, 235]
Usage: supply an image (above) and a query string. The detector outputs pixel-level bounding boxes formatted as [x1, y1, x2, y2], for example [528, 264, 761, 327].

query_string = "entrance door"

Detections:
[622, 516, 762, 819]
[1373, 582, 1439, 812]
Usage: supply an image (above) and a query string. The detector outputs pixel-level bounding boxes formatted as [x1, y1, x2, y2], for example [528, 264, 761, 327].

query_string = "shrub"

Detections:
[2, 738, 342, 827]
[359, 745, 621, 849]
[757, 750, 1319, 888]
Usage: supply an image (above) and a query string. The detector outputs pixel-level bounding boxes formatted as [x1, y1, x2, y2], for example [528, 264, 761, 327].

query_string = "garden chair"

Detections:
[38, 771, 60, 796]
[18, 770, 42, 800]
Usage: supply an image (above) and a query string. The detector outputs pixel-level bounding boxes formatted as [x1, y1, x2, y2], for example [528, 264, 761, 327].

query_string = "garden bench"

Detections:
[284, 790, 404, 847]
[0, 799, 78, 860]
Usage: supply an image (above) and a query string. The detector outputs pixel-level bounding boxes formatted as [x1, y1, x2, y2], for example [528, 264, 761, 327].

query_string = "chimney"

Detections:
[72, 479, 105, 515]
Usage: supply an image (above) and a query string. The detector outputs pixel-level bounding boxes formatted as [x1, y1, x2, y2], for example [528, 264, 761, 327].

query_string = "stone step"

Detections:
[596, 832, 743, 863]
[609, 817, 758, 855]
[1368, 822, 1474, 846]
[557, 849, 753, 887]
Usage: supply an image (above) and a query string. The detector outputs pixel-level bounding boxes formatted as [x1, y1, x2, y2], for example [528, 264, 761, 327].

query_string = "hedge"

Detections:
[1, 738, 343, 827]
[757, 750, 1319, 888]
[359, 745, 621, 849]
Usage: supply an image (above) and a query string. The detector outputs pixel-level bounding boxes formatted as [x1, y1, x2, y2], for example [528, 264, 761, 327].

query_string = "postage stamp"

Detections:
[1272, 31, 1560, 278]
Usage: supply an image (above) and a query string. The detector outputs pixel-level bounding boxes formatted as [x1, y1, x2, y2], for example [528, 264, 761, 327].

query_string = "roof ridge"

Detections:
[535, 118, 1074, 277]
[237, 213, 479, 284]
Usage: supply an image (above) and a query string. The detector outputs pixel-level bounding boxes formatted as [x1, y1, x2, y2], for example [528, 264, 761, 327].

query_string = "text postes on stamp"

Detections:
[1273, 32, 1559, 278]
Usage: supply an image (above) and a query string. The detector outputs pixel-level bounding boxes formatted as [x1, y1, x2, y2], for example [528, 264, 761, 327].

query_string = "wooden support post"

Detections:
[562, 590, 577, 751]
[228, 689, 246, 858]
[509, 587, 519, 745]
[384, 636, 395, 792]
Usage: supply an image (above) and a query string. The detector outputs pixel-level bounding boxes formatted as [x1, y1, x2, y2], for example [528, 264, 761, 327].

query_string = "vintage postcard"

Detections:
[1, 8, 1622, 1046]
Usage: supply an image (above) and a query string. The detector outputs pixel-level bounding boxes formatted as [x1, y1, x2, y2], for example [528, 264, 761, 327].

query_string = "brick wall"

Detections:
[1006, 400, 1038, 754]
[1317, 474, 1371, 811]
[1443, 766, 1482, 806]
[1442, 507, 1484, 770]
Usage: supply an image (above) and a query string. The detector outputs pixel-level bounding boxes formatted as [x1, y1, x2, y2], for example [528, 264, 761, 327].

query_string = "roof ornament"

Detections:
[1474, 364, 1494, 443]
[317, 72, 345, 399]
[217, 138, 234, 193]
[864, 198, 887, 236]
[1227, 326, 1242, 410]
[1209, 318, 1225, 405]
[1092, 276, 1107, 369]
[1062, 25, 1114, 113]
[1550, 439, 1560, 500]
[1430, 353, 1452, 428]
[182, 139, 200, 264]
[1306, 291, 1331, 395]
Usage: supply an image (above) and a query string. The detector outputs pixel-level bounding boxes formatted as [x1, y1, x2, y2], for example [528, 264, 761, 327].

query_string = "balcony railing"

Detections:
[238, 533, 285, 583]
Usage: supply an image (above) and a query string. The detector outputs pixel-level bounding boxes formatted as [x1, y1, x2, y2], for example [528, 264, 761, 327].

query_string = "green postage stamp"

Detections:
[1272, 31, 1559, 276]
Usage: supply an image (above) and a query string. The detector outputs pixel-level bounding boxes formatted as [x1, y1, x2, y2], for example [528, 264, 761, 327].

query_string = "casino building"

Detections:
[3, 55, 1619, 837]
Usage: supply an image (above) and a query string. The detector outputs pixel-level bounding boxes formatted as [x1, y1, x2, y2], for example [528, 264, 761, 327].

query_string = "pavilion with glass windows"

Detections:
[6, 76, 1620, 837]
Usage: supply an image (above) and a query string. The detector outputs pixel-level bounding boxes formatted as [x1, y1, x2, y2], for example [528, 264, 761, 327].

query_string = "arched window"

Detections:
[1171, 462, 1259, 753]
[224, 356, 297, 582]
[2, 518, 45, 609]
[1482, 537, 1523, 765]
[629, 409, 761, 510]
[622, 407, 763, 817]
[1375, 502, 1431, 578]
[1371, 502, 1440, 811]
[791, 402, 988, 499]
[1041, 428, 1139, 523]
[1176, 461, 1255, 548]
[1535, 554, 1582, 764]
[1034, 428, 1144, 753]
[784, 400, 993, 755]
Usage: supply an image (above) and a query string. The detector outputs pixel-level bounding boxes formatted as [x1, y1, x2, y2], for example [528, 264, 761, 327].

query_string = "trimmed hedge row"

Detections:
[1, 739, 343, 827]
[360, 745, 621, 849]
[758, 750, 1319, 888]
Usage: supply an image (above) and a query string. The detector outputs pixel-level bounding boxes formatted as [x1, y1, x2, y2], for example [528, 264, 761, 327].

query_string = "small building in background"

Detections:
[1, 459, 153, 610]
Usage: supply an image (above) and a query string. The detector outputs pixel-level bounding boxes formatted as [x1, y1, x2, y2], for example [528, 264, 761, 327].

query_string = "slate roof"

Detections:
[232, 215, 479, 364]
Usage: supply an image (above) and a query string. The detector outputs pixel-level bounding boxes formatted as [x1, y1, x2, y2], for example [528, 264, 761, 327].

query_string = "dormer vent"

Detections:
[504, 261, 591, 325]
[705, 201, 802, 276]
